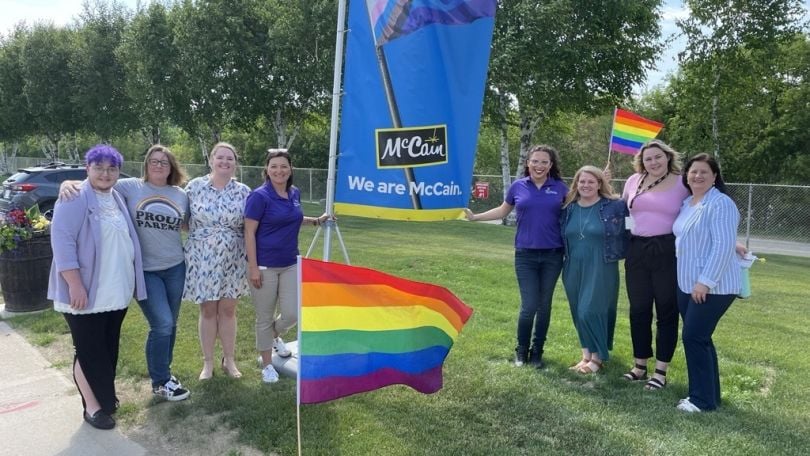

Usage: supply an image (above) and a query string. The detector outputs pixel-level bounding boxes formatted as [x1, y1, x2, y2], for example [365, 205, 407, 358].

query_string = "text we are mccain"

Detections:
[347, 176, 461, 196]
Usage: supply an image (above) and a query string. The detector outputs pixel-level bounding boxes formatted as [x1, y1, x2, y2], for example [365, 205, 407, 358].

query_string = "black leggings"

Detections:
[63, 308, 127, 415]
[625, 234, 679, 362]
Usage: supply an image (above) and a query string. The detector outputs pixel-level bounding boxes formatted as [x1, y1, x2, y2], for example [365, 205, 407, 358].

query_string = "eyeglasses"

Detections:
[148, 159, 170, 167]
[90, 166, 120, 175]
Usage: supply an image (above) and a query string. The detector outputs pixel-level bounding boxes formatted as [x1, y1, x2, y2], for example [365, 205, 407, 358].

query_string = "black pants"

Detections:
[63, 308, 128, 415]
[625, 234, 679, 362]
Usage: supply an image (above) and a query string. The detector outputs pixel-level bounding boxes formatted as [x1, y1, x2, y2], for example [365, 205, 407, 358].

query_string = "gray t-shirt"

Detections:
[115, 178, 189, 271]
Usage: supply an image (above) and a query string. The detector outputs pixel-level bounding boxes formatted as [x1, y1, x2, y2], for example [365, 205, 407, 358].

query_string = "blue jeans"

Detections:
[138, 261, 186, 387]
[678, 290, 735, 411]
[514, 248, 564, 351]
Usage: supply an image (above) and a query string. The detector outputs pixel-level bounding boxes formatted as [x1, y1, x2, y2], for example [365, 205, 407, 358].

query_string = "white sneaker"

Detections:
[676, 398, 702, 413]
[273, 337, 292, 358]
[262, 364, 279, 384]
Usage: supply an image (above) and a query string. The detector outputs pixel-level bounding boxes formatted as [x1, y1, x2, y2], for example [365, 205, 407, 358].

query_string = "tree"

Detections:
[485, 0, 663, 195]
[259, 0, 336, 150]
[20, 24, 77, 161]
[70, 0, 135, 146]
[117, 2, 180, 146]
[677, 0, 806, 161]
[0, 26, 37, 173]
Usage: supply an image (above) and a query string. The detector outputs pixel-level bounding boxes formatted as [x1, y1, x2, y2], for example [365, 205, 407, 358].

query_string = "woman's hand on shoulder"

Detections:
[58, 180, 82, 201]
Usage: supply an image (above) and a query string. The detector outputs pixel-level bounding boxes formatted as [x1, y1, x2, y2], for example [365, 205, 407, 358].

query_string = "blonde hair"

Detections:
[563, 165, 618, 207]
[209, 141, 239, 163]
[633, 139, 682, 175]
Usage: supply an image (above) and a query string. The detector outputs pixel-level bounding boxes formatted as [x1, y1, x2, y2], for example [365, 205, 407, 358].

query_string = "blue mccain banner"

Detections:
[335, 0, 496, 221]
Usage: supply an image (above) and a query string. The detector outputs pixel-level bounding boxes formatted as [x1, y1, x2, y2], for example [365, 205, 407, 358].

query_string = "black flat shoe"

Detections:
[83, 410, 116, 430]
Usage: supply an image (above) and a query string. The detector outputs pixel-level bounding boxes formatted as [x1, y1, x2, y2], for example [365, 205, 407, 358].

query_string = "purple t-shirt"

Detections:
[244, 183, 304, 267]
[506, 176, 568, 249]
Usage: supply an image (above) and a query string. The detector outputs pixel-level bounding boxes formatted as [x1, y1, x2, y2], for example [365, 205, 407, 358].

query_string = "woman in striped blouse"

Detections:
[672, 153, 741, 413]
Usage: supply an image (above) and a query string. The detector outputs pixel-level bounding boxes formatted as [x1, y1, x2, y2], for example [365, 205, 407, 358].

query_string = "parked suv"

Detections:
[1, 162, 129, 218]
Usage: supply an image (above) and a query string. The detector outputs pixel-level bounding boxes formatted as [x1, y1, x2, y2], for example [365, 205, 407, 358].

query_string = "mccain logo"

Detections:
[376, 125, 448, 168]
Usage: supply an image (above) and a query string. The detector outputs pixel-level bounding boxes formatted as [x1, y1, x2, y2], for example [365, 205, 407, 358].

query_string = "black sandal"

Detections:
[644, 368, 667, 390]
[622, 363, 648, 381]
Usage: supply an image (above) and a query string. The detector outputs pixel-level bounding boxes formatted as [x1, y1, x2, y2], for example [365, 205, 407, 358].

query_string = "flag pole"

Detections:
[296, 256, 303, 456]
[605, 106, 618, 171]
[316, 0, 350, 263]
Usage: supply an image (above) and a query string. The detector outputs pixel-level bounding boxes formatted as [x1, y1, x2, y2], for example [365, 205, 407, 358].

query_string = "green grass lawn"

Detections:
[7, 207, 810, 455]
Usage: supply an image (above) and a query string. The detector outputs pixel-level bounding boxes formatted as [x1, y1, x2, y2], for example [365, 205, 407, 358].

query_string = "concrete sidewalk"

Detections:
[0, 320, 146, 456]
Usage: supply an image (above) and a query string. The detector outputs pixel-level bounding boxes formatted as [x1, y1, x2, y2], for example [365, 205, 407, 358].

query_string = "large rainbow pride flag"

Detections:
[609, 108, 664, 155]
[298, 258, 473, 404]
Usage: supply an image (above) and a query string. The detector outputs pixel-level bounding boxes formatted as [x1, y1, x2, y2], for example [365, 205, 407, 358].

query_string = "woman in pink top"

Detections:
[621, 140, 689, 390]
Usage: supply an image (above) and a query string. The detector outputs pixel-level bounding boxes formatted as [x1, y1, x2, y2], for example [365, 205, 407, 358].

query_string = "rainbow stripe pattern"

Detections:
[610, 108, 664, 155]
[298, 258, 473, 404]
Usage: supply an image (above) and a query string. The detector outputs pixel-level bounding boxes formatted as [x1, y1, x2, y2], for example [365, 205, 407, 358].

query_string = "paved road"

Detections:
[744, 238, 810, 258]
[0, 321, 146, 456]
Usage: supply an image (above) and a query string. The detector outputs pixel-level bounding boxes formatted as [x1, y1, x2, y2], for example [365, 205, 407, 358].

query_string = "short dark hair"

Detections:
[682, 153, 728, 195]
[85, 144, 123, 167]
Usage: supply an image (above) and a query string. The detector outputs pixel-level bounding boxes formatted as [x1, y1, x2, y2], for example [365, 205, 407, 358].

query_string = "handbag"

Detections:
[737, 253, 757, 299]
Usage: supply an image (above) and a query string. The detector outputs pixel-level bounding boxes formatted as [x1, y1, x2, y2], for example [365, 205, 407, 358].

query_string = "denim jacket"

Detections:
[560, 197, 629, 263]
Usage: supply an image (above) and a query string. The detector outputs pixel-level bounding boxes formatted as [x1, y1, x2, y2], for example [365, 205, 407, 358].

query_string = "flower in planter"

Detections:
[0, 205, 51, 253]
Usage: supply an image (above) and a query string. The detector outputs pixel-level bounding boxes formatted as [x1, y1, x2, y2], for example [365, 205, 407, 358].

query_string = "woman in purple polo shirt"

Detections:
[244, 149, 328, 383]
[465, 145, 568, 367]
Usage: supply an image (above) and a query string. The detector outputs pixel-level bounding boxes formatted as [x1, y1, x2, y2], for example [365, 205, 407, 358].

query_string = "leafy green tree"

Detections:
[485, 0, 662, 194]
[0, 26, 37, 172]
[116, 2, 179, 146]
[20, 24, 77, 160]
[70, 0, 135, 150]
[259, 0, 336, 150]
[676, 0, 806, 162]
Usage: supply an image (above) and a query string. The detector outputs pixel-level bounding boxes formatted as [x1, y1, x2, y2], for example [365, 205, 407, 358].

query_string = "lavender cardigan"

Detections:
[47, 180, 147, 311]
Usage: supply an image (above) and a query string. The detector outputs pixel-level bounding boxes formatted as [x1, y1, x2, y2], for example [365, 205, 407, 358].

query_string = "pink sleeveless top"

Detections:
[623, 173, 689, 237]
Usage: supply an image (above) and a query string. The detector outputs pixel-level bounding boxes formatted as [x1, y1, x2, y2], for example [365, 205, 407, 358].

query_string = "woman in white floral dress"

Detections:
[184, 142, 251, 380]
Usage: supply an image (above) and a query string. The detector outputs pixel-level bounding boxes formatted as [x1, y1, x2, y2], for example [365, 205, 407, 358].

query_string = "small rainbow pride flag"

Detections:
[298, 258, 473, 404]
[609, 108, 664, 155]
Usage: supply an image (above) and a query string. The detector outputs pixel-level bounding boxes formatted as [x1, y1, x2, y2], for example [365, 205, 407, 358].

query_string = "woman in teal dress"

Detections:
[561, 166, 629, 374]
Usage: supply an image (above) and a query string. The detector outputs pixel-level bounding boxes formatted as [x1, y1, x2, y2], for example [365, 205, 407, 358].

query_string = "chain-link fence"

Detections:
[8, 157, 810, 244]
[466, 175, 810, 244]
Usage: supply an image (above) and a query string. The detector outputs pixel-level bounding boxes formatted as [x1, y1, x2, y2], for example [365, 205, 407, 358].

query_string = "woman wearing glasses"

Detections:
[465, 145, 567, 368]
[49, 145, 146, 430]
[60, 145, 192, 402]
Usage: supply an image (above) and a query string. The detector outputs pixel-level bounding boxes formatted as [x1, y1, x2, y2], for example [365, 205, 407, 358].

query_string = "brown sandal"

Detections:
[569, 358, 590, 371]
[577, 360, 603, 374]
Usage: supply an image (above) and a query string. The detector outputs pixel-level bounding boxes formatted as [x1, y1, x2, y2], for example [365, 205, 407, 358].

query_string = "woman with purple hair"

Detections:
[48, 145, 146, 430]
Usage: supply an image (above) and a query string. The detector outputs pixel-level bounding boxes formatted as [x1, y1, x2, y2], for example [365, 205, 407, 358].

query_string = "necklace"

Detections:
[630, 172, 669, 209]
[577, 203, 596, 240]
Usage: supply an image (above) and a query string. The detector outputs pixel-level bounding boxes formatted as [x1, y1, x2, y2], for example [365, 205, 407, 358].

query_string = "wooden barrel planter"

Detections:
[0, 233, 53, 313]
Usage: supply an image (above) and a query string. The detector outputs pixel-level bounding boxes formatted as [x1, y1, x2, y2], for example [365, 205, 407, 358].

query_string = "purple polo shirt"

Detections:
[244, 183, 304, 267]
[506, 176, 567, 249]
